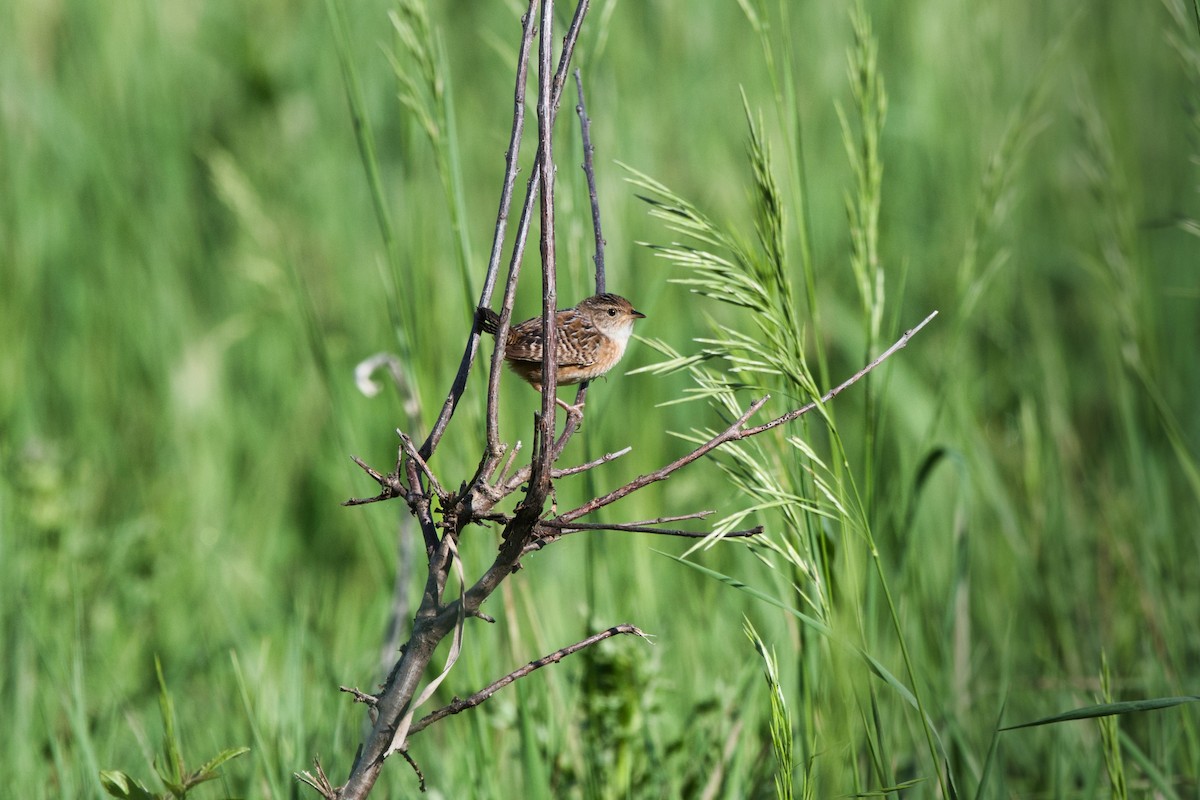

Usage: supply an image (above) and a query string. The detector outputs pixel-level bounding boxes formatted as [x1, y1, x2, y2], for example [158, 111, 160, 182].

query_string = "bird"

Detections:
[478, 293, 645, 416]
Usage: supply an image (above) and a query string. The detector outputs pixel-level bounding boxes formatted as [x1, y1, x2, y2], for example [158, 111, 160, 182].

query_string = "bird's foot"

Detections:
[555, 397, 585, 420]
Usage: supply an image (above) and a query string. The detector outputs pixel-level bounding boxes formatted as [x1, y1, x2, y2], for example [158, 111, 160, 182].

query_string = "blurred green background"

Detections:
[3, 0, 1199, 797]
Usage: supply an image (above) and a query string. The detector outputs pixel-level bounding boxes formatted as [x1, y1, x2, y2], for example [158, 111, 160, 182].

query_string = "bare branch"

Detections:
[398, 430, 446, 502]
[396, 750, 426, 794]
[423, 2, 539, 462]
[407, 625, 649, 736]
[296, 758, 337, 800]
[554, 396, 771, 524]
[483, 510, 715, 530]
[422, 0, 592, 462]
[482, 3, 540, 455]
[494, 440, 523, 487]
[618, 511, 717, 525]
[555, 67, 605, 432]
[339, 685, 380, 707]
[552, 446, 632, 478]
[335, 7, 597, 798]
[574, 68, 606, 293]
[492, 445, 632, 500]
[529, 0, 560, 504]
[740, 309, 940, 438]
[483, 0, 593, 471]
[537, 521, 755, 536]
[343, 456, 406, 506]
[404, 452, 441, 554]
[526, 521, 763, 553]
[550, 396, 587, 461]
[554, 310, 939, 524]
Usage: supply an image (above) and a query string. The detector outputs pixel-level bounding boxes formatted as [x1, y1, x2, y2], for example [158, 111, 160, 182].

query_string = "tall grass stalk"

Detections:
[386, 0, 477, 309]
[324, 0, 411, 348]
[626, 2, 968, 794]
[1097, 656, 1129, 800]
[747, 622, 794, 800]
[735, 0, 826, 390]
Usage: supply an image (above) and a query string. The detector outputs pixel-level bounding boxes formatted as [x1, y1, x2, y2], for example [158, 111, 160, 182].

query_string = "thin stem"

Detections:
[398, 430, 446, 502]
[424, 0, 591, 462]
[574, 69, 607, 293]
[529, 0, 559, 502]
[555, 311, 938, 524]
[561, 67, 606, 425]
[552, 446, 632, 478]
[407, 625, 648, 736]
[483, 1, 539, 453]
[526, 522, 762, 554]
[482, 0, 593, 474]
[554, 397, 770, 525]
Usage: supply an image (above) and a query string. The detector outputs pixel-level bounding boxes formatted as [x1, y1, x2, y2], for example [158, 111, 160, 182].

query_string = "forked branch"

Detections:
[320, 1, 938, 797]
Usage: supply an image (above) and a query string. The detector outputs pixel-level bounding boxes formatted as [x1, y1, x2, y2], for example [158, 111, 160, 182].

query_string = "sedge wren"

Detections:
[479, 293, 645, 414]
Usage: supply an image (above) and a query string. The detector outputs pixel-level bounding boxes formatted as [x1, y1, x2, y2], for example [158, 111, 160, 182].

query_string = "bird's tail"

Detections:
[476, 306, 501, 335]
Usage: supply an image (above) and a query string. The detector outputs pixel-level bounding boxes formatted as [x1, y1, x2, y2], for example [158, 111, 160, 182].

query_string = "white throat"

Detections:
[609, 323, 634, 355]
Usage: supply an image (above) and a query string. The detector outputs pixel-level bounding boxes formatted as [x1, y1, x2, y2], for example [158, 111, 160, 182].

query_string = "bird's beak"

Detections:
[632, 309, 646, 319]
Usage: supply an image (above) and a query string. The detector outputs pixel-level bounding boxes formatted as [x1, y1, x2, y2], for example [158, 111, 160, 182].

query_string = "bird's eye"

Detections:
[607, 308, 616, 316]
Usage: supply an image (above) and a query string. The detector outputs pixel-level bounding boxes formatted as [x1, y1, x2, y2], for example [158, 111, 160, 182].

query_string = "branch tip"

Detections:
[339, 686, 380, 707]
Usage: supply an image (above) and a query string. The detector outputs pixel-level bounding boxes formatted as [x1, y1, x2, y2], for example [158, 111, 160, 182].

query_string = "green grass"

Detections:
[3, 0, 1200, 797]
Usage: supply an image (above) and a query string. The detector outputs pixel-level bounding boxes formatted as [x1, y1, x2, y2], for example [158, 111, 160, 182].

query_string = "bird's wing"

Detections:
[505, 314, 598, 367]
[556, 326, 602, 367]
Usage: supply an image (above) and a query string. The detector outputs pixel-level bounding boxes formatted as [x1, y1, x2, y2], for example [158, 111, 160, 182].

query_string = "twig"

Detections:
[424, 1, 540, 462]
[552, 446, 632, 478]
[574, 68, 606, 293]
[406, 625, 649, 736]
[554, 397, 770, 524]
[339, 685, 380, 707]
[339, 685, 381, 725]
[398, 430, 446, 502]
[616, 511, 717, 525]
[404, 452, 441, 554]
[551, 403, 585, 461]
[343, 456, 406, 506]
[483, 0, 593, 474]
[496, 445, 632, 496]
[396, 750, 426, 793]
[526, 521, 763, 553]
[296, 758, 337, 800]
[554, 310, 939, 524]
[536, 521, 760, 536]
[556, 68, 606, 428]
[740, 310, 940, 438]
[334, 7, 596, 799]
[483, 510, 715, 530]
[528, 0, 560, 503]
[482, 2, 539, 455]
[422, 0, 592, 462]
[498, 440, 523, 483]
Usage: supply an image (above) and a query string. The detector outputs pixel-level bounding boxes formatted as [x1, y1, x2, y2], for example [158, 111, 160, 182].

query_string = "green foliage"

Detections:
[3, 0, 1199, 797]
[100, 659, 249, 800]
[746, 621, 795, 800]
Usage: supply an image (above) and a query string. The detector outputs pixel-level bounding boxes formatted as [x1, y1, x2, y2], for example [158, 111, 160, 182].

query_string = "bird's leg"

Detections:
[531, 381, 585, 420]
[555, 396, 585, 420]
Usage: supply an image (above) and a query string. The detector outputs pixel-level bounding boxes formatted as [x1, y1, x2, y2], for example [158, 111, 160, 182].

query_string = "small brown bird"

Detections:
[479, 293, 645, 414]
